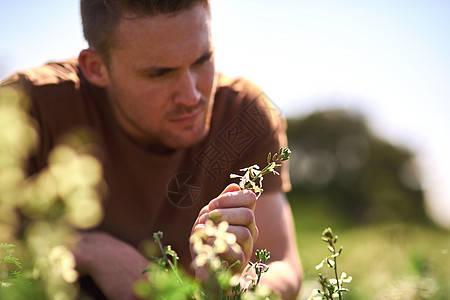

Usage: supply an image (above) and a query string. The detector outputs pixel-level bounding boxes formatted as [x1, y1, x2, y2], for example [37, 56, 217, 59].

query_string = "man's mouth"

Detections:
[169, 109, 202, 126]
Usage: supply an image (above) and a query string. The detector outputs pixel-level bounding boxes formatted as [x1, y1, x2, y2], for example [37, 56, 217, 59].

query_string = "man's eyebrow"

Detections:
[136, 50, 214, 74]
[194, 50, 214, 64]
[136, 65, 175, 74]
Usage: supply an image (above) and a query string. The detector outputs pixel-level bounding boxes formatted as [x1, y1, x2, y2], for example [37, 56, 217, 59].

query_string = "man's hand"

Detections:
[73, 231, 149, 300]
[190, 183, 258, 278]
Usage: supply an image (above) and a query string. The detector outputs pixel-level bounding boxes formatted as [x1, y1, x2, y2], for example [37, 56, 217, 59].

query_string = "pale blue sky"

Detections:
[1, 0, 449, 226]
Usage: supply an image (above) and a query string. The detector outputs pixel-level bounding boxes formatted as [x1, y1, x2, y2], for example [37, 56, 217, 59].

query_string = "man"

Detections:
[1, 0, 302, 299]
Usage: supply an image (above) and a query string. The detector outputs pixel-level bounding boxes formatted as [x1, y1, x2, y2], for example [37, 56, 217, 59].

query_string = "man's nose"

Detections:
[173, 69, 201, 106]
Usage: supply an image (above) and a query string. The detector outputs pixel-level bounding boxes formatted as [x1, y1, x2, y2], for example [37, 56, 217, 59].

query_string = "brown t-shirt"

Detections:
[2, 59, 290, 268]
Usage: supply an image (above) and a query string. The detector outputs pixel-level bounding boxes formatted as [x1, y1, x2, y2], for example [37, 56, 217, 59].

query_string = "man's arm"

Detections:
[253, 191, 302, 300]
[73, 231, 149, 300]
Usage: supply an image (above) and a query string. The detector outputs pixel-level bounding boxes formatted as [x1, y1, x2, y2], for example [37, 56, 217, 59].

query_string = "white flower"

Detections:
[191, 220, 241, 271]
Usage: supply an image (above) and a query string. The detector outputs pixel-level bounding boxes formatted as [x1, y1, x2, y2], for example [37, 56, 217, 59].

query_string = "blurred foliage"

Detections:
[286, 109, 429, 224]
[0, 86, 104, 299]
[286, 109, 449, 299]
[293, 207, 450, 300]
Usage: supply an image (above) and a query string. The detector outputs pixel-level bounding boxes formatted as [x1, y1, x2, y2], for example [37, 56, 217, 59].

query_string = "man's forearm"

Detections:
[257, 261, 302, 300]
[74, 231, 149, 300]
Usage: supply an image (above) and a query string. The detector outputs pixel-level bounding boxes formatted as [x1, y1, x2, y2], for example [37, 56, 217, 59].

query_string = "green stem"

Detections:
[168, 259, 183, 283]
[255, 268, 262, 287]
[328, 288, 334, 300]
[155, 237, 183, 284]
[155, 238, 167, 261]
[328, 290, 334, 300]
[246, 163, 276, 188]
[219, 285, 224, 300]
[333, 253, 342, 300]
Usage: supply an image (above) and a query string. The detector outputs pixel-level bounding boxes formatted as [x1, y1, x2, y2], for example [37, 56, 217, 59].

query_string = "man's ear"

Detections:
[78, 49, 109, 88]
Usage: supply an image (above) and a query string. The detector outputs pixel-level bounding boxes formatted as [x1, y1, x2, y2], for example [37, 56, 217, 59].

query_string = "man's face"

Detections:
[104, 4, 216, 151]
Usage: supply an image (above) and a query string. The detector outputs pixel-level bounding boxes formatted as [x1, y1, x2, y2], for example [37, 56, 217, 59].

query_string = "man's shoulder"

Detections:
[0, 59, 89, 117]
[1, 59, 98, 138]
[214, 73, 272, 114]
[1, 58, 81, 89]
[211, 73, 285, 136]
[216, 73, 262, 97]
[214, 73, 281, 118]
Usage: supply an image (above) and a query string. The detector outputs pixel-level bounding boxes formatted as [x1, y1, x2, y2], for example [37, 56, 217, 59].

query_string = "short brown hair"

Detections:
[80, 0, 209, 62]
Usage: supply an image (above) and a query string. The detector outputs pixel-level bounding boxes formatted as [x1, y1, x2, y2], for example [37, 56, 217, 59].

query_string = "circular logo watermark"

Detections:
[167, 173, 202, 209]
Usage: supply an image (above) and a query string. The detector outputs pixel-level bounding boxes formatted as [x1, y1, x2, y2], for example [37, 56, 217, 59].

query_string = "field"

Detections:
[289, 196, 450, 300]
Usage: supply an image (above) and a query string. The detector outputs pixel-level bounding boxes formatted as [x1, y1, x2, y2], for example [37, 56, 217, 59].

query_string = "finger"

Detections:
[216, 225, 255, 273]
[192, 223, 205, 233]
[195, 185, 240, 227]
[195, 265, 210, 282]
[219, 183, 241, 195]
[218, 246, 245, 274]
[198, 205, 210, 216]
[193, 205, 210, 227]
[227, 224, 255, 259]
[208, 208, 258, 241]
[209, 189, 257, 211]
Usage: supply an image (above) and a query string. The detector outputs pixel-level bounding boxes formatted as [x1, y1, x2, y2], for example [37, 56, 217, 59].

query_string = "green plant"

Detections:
[243, 249, 271, 292]
[0, 85, 104, 299]
[0, 243, 23, 287]
[230, 147, 291, 198]
[150, 231, 180, 275]
[309, 228, 352, 300]
[134, 232, 198, 300]
[135, 227, 276, 300]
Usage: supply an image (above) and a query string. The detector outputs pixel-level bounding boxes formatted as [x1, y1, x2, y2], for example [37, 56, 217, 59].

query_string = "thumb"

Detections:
[208, 184, 242, 211]
[220, 183, 241, 195]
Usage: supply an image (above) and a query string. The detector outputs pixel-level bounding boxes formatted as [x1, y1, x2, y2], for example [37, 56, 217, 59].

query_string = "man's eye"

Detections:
[194, 58, 207, 66]
[148, 69, 170, 78]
